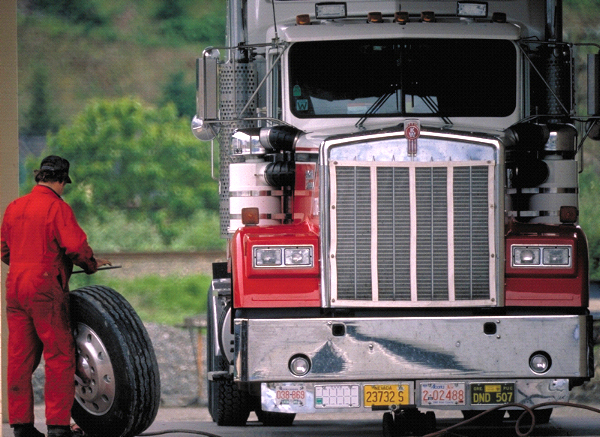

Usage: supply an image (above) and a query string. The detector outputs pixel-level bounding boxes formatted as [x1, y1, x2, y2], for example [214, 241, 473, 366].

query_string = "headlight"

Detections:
[512, 247, 540, 265]
[511, 245, 571, 268]
[254, 248, 282, 267]
[253, 246, 314, 268]
[285, 248, 312, 266]
[542, 247, 570, 266]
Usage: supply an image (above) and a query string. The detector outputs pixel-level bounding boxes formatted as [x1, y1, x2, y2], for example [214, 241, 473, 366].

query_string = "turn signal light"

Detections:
[242, 207, 260, 226]
[559, 206, 578, 224]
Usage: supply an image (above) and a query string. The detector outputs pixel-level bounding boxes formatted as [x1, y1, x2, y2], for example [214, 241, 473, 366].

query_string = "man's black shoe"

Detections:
[47, 425, 73, 437]
[11, 424, 44, 437]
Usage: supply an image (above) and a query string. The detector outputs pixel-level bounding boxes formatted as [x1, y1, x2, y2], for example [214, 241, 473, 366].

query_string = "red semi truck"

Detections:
[191, 0, 600, 433]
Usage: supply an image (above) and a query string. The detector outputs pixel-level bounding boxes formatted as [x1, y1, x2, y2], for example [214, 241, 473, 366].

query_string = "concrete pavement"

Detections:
[5, 403, 600, 437]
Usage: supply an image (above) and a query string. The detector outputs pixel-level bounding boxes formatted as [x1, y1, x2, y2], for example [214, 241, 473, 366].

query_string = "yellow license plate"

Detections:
[470, 383, 515, 405]
[364, 384, 410, 407]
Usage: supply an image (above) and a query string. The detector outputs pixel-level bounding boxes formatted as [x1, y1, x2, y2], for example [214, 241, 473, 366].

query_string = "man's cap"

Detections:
[39, 155, 72, 183]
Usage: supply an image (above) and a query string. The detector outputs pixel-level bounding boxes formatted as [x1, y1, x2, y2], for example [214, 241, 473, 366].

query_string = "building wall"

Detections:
[0, 0, 20, 428]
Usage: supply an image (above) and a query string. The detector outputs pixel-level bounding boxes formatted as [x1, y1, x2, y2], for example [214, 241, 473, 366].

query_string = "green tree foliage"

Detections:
[160, 71, 196, 118]
[31, 97, 218, 245]
[29, 0, 106, 25]
[580, 156, 600, 280]
[152, 0, 226, 45]
[21, 66, 58, 136]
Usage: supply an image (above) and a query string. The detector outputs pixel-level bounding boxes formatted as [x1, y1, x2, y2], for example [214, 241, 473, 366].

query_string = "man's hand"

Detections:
[96, 258, 112, 268]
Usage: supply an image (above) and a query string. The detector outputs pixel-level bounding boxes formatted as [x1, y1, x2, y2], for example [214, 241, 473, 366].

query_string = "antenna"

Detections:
[271, 0, 279, 40]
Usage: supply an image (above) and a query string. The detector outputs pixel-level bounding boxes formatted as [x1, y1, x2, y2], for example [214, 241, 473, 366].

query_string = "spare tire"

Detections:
[70, 286, 160, 437]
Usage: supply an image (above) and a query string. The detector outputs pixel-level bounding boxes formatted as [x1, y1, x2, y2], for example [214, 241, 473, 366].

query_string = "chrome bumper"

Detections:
[234, 315, 592, 382]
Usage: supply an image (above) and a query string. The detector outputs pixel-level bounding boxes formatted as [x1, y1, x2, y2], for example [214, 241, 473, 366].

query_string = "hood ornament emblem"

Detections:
[405, 119, 420, 156]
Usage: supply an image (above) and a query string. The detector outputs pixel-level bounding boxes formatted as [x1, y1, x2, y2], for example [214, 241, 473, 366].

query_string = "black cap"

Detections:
[39, 155, 72, 183]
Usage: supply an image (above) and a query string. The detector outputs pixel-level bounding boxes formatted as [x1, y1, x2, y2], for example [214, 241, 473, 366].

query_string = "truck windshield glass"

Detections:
[289, 39, 516, 118]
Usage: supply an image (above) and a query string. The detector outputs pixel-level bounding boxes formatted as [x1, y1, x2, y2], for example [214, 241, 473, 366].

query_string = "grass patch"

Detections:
[70, 273, 210, 326]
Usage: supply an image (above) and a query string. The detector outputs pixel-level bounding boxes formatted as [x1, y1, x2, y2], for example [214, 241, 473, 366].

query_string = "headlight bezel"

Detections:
[253, 245, 314, 269]
[511, 244, 572, 268]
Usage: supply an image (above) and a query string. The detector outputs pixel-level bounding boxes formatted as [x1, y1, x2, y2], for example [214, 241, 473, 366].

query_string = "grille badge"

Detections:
[405, 120, 421, 156]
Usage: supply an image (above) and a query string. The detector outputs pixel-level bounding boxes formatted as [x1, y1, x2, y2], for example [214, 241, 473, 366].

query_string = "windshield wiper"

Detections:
[355, 91, 452, 129]
[421, 95, 452, 125]
[355, 90, 396, 129]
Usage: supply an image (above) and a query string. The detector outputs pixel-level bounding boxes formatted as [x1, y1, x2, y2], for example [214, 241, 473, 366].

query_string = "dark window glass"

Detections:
[289, 39, 517, 118]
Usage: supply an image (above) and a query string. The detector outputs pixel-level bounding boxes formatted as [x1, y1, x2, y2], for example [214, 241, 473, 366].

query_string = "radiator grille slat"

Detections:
[416, 167, 449, 301]
[331, 161, 494, 306]
[454, 166, 491, 300]
[336, 167, 372, 300]
[377, 168, 411, 301]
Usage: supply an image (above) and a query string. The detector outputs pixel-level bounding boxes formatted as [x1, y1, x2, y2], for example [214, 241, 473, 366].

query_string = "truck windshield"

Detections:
[289, 39, 516, 118]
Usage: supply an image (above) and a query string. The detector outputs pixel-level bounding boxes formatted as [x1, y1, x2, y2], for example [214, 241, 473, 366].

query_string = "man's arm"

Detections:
[53, 201, 100, 273]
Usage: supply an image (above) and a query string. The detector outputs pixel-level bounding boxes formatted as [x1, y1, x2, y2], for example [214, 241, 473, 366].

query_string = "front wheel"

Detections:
[70, 286, 160, 437]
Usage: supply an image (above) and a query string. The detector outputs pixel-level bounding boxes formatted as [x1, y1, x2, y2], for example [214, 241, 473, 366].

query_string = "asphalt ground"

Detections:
[4, 403, 600, 437]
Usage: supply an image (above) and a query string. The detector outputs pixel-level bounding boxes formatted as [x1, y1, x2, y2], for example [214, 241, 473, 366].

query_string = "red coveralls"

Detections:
[1, 185, 99, 426]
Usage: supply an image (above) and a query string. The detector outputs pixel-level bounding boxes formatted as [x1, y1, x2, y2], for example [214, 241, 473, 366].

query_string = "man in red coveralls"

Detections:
[1, 156, 111, 437]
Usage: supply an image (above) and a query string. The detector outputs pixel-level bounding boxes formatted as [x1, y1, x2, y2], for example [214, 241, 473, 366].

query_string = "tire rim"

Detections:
[74, 322, 116, 415]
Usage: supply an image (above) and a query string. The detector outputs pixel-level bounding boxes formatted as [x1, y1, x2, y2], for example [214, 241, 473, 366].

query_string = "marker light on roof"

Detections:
[492, 12, 507, 23]
[394, 11, 410, 24]
[315, 2, 347, 19]
[367, 12, 383, 23]
[421, 11, 435, 22]
[296, 14, 311, 25]
[457, 2, 488, 18]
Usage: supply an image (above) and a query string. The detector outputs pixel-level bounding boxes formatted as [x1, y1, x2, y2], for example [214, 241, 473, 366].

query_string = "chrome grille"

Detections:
[330, 161, 494, 306]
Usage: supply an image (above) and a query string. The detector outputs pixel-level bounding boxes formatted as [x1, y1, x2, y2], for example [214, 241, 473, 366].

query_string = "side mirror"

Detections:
[193, 49, 220, 141]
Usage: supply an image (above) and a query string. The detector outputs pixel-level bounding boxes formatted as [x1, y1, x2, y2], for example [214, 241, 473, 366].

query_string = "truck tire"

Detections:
[206, 290, 251, 426]
[206, 288, 220, 422]
[215, 376, 251, 426]
[70, 286, 160, 437]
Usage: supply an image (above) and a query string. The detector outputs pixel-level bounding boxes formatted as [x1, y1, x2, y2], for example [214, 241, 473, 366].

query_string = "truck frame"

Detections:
[193, 0, 600, 432]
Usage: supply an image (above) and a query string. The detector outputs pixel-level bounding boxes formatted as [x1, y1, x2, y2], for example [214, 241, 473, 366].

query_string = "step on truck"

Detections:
[192, 0, 600, 432]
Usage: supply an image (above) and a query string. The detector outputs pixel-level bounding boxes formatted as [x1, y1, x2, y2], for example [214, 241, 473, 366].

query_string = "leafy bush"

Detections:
[70, 273, 211, 326]
[27, 97, 220, 247]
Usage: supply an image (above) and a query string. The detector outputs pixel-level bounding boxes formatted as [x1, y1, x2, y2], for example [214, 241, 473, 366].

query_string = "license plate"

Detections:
[421, 382, 466, 406]
[315, 385, 360, 408]
[363, 384, 410, 407]
[471, 383, 515, 405]
[273, 384, 307, 407]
